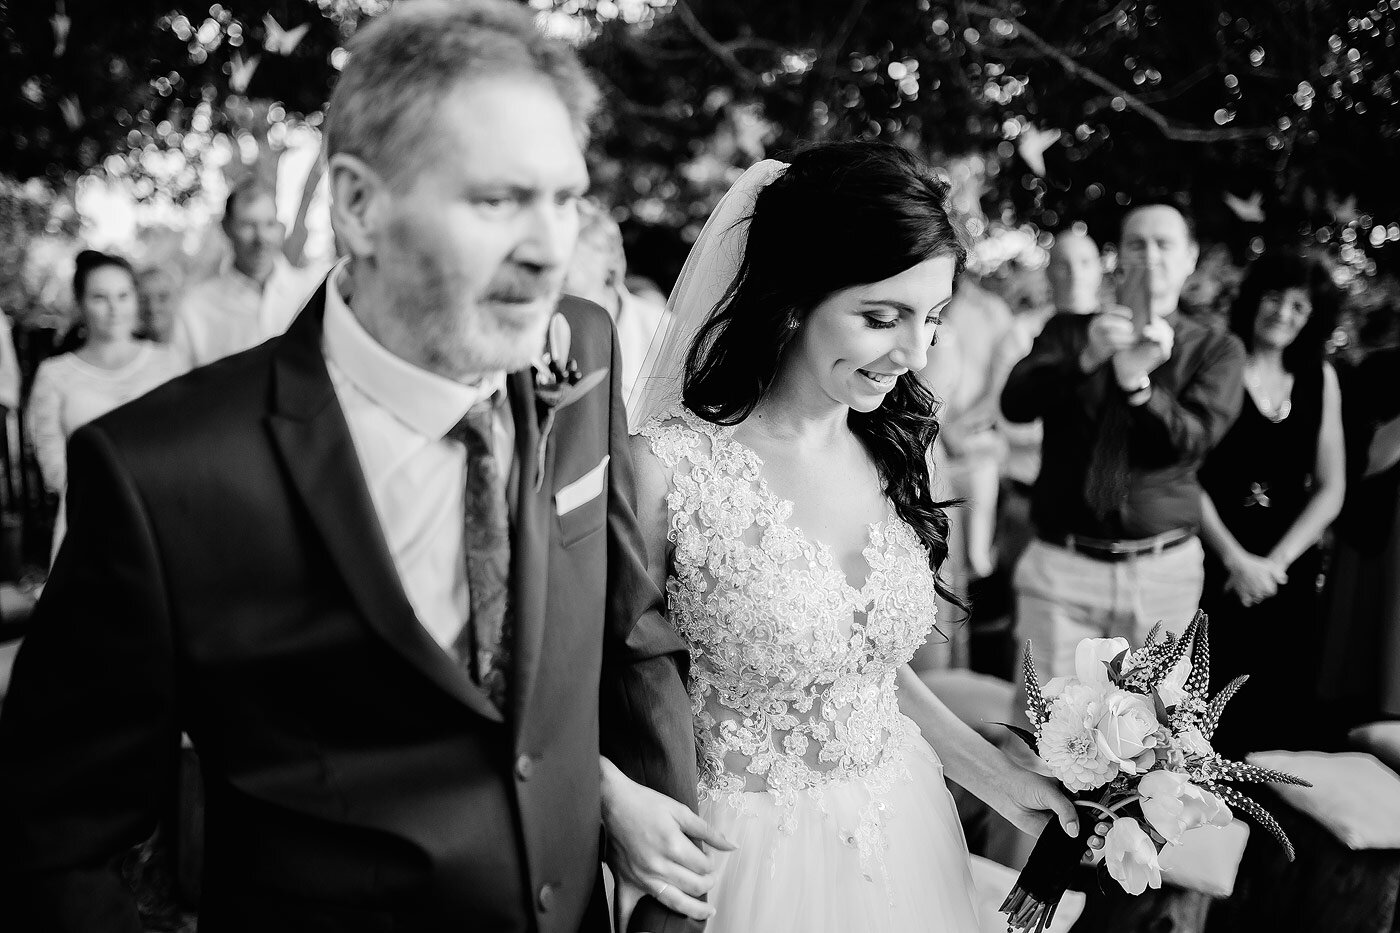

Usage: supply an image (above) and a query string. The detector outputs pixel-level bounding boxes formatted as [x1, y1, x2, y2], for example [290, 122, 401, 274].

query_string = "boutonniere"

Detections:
[531, 313, 609, 491]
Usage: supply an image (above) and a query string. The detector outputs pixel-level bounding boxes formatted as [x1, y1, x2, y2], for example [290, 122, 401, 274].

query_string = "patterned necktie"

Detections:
[446, 397, 513, 711]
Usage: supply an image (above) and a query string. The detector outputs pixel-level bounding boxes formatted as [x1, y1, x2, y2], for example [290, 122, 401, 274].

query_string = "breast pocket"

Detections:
[554, 455, 609, 548]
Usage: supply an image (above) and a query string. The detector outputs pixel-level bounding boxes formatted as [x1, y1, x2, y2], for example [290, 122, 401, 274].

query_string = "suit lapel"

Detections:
[265, 283, 503, 723]
[507, 370, 556, 733]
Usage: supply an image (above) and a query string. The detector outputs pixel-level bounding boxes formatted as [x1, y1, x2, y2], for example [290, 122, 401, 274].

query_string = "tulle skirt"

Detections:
[701, 741, 983, 932]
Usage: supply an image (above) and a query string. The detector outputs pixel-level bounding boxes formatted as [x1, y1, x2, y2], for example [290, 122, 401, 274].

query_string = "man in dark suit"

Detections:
[0, 3, 713, 931]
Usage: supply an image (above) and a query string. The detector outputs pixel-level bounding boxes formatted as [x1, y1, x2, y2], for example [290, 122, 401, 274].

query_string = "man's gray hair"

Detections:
[325, 0, 599, 186]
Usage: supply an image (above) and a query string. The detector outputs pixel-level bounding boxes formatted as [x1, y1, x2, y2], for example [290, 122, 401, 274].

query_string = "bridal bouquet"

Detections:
[999, 612, 1309, 933]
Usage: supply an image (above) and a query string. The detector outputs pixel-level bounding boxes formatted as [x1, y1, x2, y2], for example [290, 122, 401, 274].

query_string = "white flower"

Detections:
[1139, 771, 1232, 844]
[1155, 655, 1193, 708]
[1093, 688, 1161, 775]
[1075, 637, 1131, 691]
[1103, 818, 1163, 895]
[1038, 684, 1120, 791]
[1175, 725, 1215, 759]
[1042, 636, 1130, 701]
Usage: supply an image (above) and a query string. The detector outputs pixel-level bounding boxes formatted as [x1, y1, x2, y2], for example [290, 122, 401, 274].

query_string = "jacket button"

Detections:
[515, 754, 535, 781]
[537, 882, 557, 912]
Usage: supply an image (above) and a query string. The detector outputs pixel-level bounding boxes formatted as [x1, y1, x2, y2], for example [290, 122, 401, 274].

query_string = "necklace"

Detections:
[1243, 361, 1293, 423]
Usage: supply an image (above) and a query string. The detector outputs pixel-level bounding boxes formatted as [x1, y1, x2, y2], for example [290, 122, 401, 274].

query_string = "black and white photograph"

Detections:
[0, 1, 1398, 931]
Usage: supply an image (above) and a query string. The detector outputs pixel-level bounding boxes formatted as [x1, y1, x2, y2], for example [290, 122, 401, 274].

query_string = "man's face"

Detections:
[1118, 206, 1199, 315]
[224, 193, 283, 282]
[138, 270, 180, 339]
[374, 77, 589, 378]
[1047, 233, 1102, 314]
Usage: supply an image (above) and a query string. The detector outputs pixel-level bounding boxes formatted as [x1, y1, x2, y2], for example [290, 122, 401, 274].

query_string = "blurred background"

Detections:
[4, 3, 1400, 930]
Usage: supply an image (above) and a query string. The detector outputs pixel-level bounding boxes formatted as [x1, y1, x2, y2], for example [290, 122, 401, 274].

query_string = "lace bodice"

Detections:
[639, 409, 943, 872]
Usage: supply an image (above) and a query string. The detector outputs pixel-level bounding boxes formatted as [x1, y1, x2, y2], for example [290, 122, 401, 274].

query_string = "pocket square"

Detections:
[555, 455, 609, 516]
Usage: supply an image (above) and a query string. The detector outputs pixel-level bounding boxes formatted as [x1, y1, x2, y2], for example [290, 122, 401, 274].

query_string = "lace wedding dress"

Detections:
[639, 408, 981, 932]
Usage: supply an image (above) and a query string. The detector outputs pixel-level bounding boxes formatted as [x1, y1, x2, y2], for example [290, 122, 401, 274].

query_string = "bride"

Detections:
[602, 141, 1077, 932]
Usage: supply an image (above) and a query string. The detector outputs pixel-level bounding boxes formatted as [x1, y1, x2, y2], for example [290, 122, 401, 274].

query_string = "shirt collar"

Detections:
[224, 254, 292, 294]
[323, 261, 504, 439]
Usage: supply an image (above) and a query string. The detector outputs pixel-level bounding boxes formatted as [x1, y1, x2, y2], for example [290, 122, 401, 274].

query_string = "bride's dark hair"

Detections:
[682, 140, 968, 612]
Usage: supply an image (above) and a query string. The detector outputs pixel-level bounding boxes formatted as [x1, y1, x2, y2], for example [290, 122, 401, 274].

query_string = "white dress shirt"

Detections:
[173, 256, 322, 369]
[322, 267, 511, 652]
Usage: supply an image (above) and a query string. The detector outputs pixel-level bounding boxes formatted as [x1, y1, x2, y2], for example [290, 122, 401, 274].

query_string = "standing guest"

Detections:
[170, 179, 320, 369]
[0, 4, 709, 932]
[1001, 203, 1245, 689]
[26, 250, 183, 498]
[1198, 252, 1344, 756]
[1319, 343, 1400, 728]
[920, 278, 1014, 581]
[135, 266, 183, 343]
[993, 229, 1105, 495]
[26, 251, 185, 561]
[564, 199, 668, 399]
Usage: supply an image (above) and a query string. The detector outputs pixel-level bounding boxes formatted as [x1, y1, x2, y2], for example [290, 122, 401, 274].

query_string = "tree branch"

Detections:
[824, 0, 871, 64]
[1084, 0, 1133, 36]
[962, 3, 1275, 143]
[670, 0, 763, 89]
[1085, 63, 1214, 112]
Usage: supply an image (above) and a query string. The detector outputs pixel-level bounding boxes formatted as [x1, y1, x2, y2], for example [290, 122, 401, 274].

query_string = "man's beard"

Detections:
[383, 268, 554, 379]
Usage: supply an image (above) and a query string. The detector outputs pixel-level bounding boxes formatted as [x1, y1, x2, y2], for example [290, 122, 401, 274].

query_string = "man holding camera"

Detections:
[1001, 203, 1245, 683]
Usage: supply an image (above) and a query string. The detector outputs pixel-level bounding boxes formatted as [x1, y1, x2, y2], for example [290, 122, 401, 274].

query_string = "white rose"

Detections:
[1093, 688, 1161, 775]
[1138, 770, 1233, 845]
[1175, 725, 1215, 759]
[1103, 818, 1163, 895]
[1074, 637, 1131, 690]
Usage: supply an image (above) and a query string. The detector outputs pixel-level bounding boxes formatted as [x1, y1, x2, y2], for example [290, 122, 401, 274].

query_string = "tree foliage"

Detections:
[4, 0, 1400, 283]
[569, 0, 1400, 280]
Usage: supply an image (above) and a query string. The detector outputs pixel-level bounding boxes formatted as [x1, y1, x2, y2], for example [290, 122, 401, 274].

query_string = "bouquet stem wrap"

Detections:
[998, 811, 1092, 933]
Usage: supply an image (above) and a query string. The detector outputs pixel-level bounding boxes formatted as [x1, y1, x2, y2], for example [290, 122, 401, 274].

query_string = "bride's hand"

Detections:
[601, 757, 734, 925]
[982, 764, 1080, 839]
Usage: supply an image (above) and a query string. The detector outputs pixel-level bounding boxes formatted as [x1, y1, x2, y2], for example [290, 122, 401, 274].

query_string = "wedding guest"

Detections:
[994, 230, 1104, 496]
[1198, 252, 1344, 755]
[921, 278, 1014, 581]
[972, 231, 1107, 676]
[26, 251, 184, 556]
[27, 251, 184, 497]
[170, 180, 319, 368]
[135, 266, 183, 343]
[1001, 204, 1245, 689]
[1320, 342, 1400, 727]
[564, 199, 668, 398]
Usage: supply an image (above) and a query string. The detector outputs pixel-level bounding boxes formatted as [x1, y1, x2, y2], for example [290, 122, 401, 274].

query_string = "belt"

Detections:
[1045, 528, 1194, 562]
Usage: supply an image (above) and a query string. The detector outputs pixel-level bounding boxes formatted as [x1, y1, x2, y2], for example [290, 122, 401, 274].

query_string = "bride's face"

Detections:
[785, 254, 956, 413]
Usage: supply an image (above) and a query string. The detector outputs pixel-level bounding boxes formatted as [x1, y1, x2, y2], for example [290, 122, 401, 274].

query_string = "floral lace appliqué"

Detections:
[639, 409, 942, 885]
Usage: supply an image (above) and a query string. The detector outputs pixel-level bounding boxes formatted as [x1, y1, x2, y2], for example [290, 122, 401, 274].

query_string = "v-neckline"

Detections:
[716, 423, 891, 598]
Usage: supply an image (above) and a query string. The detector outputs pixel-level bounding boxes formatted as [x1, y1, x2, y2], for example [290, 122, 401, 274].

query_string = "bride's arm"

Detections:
[598, 433, 732, 927]
[896, 665, 1079, 838]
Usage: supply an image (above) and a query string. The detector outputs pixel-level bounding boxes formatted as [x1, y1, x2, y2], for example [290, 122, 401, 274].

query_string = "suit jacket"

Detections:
[0, 283, 701, 933]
